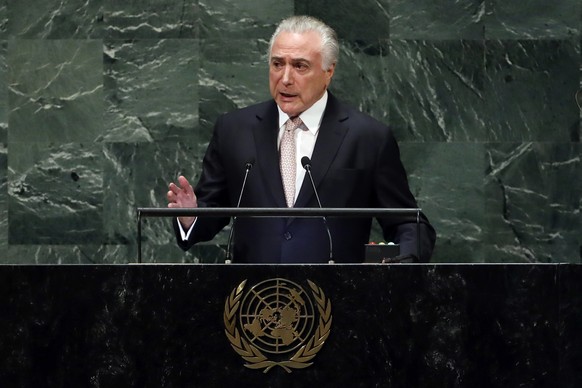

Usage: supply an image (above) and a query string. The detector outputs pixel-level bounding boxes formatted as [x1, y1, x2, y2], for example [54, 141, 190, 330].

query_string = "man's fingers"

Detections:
[167, 176, 196, 209]
[177, 175, 194, 195]
[169, 177, 194, 196]
[168, 182, 181, 195]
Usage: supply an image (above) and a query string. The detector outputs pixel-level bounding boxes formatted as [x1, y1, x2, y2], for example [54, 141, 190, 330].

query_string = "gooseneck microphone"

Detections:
[301, 156, 334, 264]
[225, 160, 254, 263]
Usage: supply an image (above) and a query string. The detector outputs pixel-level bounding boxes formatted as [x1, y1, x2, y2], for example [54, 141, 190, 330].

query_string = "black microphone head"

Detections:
[245, 160, 254, 170]
[301, 156, 311, 170]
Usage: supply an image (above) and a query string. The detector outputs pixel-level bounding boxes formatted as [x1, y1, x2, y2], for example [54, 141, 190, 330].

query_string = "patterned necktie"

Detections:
[280, 116, 303, 207]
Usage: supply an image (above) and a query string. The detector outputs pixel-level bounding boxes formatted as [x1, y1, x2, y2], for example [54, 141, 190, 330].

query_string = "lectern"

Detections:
[1, 263, 580, 387]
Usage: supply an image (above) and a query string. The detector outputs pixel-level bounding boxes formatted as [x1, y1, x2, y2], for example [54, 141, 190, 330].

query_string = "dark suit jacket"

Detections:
[174, 92, 436, 263]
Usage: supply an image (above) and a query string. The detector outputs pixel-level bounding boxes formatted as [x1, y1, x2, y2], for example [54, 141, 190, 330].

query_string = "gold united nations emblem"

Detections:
[223, 278, 332, 373]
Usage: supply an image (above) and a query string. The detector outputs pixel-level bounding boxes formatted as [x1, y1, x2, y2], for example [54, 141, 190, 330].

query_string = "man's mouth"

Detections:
[280, 92, 297, 98]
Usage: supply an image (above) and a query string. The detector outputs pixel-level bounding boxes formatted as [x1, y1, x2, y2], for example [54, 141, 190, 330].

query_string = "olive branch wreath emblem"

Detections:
[223, 279, 332, 373]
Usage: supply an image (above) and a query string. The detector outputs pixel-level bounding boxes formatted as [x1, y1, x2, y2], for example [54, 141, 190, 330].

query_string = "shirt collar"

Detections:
[277, 91, 328, 135]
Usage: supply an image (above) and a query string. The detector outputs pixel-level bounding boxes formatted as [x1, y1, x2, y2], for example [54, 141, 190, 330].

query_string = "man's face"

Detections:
[269, 31, 335, 117]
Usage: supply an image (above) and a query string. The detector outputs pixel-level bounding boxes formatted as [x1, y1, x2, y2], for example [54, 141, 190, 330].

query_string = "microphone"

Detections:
[225, 160, 254, 263]
[301, 156, 334, 264]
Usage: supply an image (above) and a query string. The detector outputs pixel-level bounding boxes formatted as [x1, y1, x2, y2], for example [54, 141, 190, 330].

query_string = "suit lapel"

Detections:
[295, 93, 349, 208]
[252, 101, 288, 208]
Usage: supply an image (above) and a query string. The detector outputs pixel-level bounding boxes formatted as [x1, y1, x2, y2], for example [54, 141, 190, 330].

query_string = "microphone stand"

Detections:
[225, 162, 253, 264]
[301, 157, 334, 264]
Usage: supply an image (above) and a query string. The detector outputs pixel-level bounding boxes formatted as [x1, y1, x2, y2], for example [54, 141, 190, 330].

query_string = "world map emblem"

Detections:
[224, 278, 332, 373]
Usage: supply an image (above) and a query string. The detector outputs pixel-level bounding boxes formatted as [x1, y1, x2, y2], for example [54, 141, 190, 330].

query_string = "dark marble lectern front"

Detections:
[1, 264, 580, 387]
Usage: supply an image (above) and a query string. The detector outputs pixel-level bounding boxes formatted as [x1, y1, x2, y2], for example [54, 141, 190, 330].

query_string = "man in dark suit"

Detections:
[167, 15, 436, 263]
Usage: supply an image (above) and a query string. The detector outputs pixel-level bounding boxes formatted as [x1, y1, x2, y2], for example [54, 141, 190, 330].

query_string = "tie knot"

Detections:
[285, 116, 303, 132]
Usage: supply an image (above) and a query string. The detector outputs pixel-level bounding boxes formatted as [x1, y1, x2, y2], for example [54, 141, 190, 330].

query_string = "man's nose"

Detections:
[282, 65, 293, 85]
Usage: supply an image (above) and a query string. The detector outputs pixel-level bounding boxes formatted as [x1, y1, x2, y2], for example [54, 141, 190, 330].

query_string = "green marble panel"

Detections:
[296, 0, 389, 41]
[484, 142, 581, 263]
[102, 39, 199, 142]
[484, 40, 579, 142]
[199, 38, 270, 134]
[103, 141, 196, 245]
[331, 40, 390, 124]
[0, 40, 6, 139]
[7, 0, 104, 39]
[390, 0, 484, 40]
[1, 243, 210, 264]
[104, 0, 199, 39]
[199, 0, 292, 39]
[400, 142, 485, 263]
[0, 41, 5, 255]
[388, 40, 486, 141]
[485, 0, 580, 39]
[0, 1, 6, 39]
[8, 39, 104, 143]
[0, 142, 6, 254]
[8, 142, 103, 245]
[1, 244, 131, 264]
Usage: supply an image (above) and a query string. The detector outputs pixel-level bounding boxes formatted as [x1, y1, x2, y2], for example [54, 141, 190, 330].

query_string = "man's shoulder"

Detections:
[211, 100, 277, 136]
[221, 100, 276, 121]
[328, 93, 388, 130]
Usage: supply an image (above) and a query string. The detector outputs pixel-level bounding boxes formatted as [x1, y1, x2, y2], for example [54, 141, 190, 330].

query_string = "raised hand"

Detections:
[167, 175, 197, 229]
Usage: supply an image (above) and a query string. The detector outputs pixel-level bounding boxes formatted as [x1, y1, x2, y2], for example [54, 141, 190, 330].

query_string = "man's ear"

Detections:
[326, 63, 336, 83]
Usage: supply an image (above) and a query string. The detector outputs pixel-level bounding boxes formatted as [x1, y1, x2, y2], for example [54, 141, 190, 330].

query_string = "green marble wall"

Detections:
[0, 0, 580, 264]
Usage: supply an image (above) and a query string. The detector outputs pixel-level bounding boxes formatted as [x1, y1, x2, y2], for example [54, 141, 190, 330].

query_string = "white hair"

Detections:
[268, 15, 339, 70]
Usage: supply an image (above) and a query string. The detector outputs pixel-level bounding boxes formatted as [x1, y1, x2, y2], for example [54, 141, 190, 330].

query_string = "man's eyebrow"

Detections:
[291, 58, 310, 64]
[270, 56, 311, 65]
